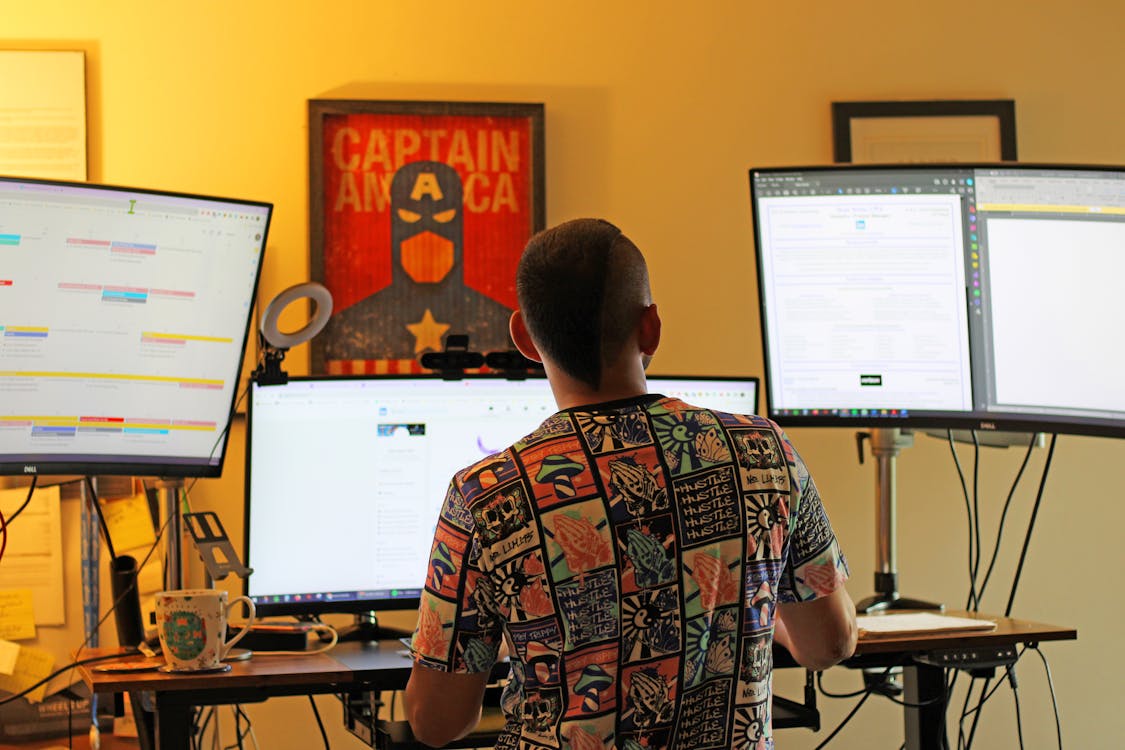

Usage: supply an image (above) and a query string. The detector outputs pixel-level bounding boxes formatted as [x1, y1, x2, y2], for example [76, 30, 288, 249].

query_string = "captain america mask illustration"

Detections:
[320, 160, 514, 363]
[393, 160, 463, 284]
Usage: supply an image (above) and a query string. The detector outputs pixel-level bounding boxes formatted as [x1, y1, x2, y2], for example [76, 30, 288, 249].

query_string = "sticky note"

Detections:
[0, 589, 37, 640]
[0, 638, 19, 675]
[136, 556, 164, 594]
[100, 491, 156, 552]
[0, 644, 55, 702]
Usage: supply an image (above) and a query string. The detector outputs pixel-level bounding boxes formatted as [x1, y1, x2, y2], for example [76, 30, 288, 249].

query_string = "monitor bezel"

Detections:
[749, 162, 1125, 439]
[646, 373, 760, 416]
[0, 175, 273, 478]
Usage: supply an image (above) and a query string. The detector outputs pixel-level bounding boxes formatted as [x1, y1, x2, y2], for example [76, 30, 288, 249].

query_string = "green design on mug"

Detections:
[166, 610, 206, 660]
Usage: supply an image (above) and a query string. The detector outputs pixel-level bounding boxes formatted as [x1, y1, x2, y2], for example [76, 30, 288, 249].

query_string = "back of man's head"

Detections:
[516, 218, 651, 389]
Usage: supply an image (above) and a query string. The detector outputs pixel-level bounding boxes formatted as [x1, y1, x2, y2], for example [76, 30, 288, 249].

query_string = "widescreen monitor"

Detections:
[0, 176, 271, 477]
[243, 373, 757, 620]
[750, 164, 1125, 438]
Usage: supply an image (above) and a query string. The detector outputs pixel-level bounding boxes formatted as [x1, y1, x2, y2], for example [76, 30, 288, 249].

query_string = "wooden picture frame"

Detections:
[832, 100, 1017, 164]
[308, 100, 546, 375]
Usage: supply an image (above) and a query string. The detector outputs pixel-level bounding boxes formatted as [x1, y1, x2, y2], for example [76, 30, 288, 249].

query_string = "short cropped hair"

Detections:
[516, 218, 651, 389]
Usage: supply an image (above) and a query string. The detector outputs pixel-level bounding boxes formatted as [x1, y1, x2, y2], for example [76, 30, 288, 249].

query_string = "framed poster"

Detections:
[309, 100, 545, 374]
[832, 100, 1017, 164]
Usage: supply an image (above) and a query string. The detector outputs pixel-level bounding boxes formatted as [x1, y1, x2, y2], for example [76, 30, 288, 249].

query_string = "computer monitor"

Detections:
[243, 373, 758, 624]
[750, 164, 1125, 439]
[649, 374, 758, 417]
[0, 176, 271, 477]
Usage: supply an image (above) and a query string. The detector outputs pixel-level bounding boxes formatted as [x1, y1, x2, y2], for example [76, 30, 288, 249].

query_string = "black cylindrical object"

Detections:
[110, 554, 145, 647]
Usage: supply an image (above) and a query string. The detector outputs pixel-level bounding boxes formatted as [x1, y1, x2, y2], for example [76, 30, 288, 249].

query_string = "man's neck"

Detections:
[542, 359, 650, 411]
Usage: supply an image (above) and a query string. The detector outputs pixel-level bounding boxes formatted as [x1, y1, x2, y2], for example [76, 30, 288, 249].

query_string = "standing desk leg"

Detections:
[155, 698, 193, 750]
[128, 691, 156, 750]
[904, 663, 946, 750]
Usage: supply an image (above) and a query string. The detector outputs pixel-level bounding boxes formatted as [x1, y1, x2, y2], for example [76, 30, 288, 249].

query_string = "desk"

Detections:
[847, 611, 1076, 750]
[81, 612, 1075, 750]
[79, 643, 411, 750]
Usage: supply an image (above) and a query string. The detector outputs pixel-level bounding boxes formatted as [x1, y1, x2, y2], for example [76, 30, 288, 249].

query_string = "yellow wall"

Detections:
[5, 1, 1124, 747]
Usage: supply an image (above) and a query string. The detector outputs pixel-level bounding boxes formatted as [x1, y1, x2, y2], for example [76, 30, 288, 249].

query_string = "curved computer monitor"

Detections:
[243, 373, 758, 621]
[0, 176, 271, 477]
[750, 163, 1125, 439]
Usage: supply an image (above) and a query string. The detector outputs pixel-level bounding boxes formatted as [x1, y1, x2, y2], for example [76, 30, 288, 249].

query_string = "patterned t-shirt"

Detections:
[411, 395, 848, 750]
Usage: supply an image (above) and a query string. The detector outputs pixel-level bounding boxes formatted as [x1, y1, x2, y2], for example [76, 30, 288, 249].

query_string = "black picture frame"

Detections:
[832, 100, 1017, 163]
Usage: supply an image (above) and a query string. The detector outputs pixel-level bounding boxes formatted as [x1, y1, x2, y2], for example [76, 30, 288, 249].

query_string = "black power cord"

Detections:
[309, 695, 331, 750]
[976, 439, 1036, 605]
[0, 652, 137, 705]
[4, 474, 37, 524]
[1005, 434, 1057, 616]
[0, 475, 37, 567]
[1030, 645, 1063, 749]
[970, 431, 983, 611]
[946, 432, 979, 610]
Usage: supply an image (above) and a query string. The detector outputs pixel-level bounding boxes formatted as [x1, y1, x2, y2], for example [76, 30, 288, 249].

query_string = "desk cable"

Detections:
[816, 665, 955, 748]
[0, 474, 37, 567]
[308, 695, 331, 750]
[944, 430, 1050, 615]
[193, 704, 260, 750]
[812, 666, 892, 748]
[811, 674, 878, 749]
[249, 623, 340, 656]
[975, 438, 1036, 608]
[0, 651, 139, 707]
[945, 430, 983, 610]
[947, 433, 1059, 749]
[959, 643, 1061, 750]
[1029, 644, 1063, 750]
[956, 646, 1028, 749]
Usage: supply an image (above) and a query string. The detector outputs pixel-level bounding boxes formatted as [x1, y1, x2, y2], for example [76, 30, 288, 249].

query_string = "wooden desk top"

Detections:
[80, 612, 1076, 694]
[79, 640, 420, 696]
[853, 610, 1077, 655]
[80, 650, 355, 694]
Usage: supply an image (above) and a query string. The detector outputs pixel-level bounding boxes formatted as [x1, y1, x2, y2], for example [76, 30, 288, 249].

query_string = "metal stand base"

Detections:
[857, 593, 944, 614]
[337, 612, 413, 643]
[855, 428, 944, 615]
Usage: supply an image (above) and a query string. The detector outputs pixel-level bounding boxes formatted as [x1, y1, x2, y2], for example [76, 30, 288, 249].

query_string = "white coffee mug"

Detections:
[155, 589, 256, 672]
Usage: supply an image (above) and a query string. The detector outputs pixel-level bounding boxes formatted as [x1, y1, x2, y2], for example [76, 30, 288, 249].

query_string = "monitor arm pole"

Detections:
[155, 477, 185, 590]
[855, 428, 943, 614]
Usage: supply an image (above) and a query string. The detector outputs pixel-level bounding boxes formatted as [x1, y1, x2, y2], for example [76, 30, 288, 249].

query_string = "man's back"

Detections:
[413, 394, 849, 749]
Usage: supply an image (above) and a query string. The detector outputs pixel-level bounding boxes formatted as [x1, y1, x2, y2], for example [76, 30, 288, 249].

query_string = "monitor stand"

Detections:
[854, 428, 943, 615]
[154, 477, 186, 590]
[336, 611, 413, 643]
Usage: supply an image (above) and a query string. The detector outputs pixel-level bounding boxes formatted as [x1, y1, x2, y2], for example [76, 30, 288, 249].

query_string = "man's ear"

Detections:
[509, 310, 543, 363]
[638, 303, 661, 356]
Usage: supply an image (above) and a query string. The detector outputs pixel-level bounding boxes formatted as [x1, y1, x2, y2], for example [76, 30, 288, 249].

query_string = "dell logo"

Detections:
[979, 422, 997, 431]
[23, 465, 37, 473]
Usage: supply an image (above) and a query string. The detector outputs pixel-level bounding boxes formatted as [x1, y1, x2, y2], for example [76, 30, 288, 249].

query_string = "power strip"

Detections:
[915, 644, 1019, 670]
[229, 622, 314, 651]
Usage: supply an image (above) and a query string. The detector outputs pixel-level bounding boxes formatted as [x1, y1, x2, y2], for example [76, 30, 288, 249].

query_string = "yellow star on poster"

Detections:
[406, 308, 450, 353]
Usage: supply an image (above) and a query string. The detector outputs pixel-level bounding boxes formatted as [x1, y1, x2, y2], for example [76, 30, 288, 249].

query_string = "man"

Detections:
[407, 218, 856, 749]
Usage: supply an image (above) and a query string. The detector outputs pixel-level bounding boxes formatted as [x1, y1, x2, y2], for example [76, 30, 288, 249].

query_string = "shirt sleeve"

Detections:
[410, 478, 504, 673]
[776, 433, 850, 603]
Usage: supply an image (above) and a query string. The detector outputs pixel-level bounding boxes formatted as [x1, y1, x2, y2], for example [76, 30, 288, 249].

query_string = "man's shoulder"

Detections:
[451, 448, 521, 505]
[451, 412, 580, 504]
[660, 398, 777, 430]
